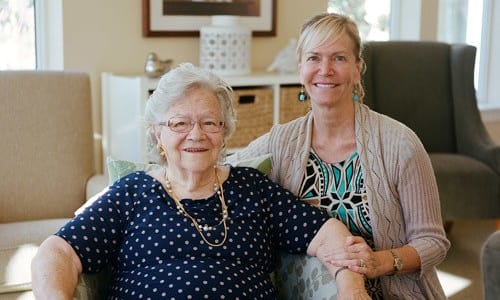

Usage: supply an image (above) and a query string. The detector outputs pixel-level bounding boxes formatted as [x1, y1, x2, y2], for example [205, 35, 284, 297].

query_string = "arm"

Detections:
[31, 235, 82, 300]
[308, 218, 369, 300]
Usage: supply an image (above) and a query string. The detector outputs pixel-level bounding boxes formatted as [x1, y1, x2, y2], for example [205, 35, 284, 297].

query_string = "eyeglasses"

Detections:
[159, 117, 225, 133]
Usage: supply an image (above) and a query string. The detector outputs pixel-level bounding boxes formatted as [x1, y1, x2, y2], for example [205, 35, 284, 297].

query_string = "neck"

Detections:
[311, 101, 356, 163]
[311, 101, 355, 139]
[165, 167, 219, 199]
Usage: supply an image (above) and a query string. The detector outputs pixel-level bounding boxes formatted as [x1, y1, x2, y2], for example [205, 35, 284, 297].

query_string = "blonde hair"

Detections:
[144, 63, 236, 164]
[296, 13, 365, 101]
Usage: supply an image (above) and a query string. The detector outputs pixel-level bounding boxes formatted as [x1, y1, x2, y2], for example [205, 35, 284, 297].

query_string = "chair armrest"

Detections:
[85, 174, 108, 201]
[481, 231, 500, 300]
[77, 174, 109, 215]
[450, 45, 500, 174]
[464, 140, 500, 176]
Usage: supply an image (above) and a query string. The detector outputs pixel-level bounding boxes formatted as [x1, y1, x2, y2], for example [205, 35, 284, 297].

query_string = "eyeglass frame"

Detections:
[159, 117, 225, 133]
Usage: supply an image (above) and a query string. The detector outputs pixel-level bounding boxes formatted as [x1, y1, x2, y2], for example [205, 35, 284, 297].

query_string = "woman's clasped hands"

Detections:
[327, 236, 382, 280]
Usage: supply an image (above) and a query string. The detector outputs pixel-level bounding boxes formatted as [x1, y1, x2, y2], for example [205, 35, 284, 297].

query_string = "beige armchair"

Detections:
[0, 71, 106, 298]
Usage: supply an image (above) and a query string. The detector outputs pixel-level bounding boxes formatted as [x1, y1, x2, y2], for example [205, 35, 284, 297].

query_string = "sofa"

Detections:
[0, 71, 107, 299]
[481, 230, 500, 300]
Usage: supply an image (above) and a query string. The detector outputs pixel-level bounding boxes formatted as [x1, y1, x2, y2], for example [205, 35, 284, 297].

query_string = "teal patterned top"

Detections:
[299, 150, 383, 299]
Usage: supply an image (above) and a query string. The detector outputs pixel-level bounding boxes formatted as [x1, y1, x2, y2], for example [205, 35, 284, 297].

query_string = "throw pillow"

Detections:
[107, 153, 273, 184]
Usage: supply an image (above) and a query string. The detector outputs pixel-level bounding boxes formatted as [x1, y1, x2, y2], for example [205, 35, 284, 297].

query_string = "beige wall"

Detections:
[61, 0, 327, 172]
[59, 1, 500, 172]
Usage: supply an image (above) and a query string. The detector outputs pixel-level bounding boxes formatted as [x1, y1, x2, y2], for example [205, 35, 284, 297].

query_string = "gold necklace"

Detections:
[164, 167, 228, 247]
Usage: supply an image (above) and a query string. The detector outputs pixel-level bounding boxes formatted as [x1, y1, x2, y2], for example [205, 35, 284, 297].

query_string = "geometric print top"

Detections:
[298, 151, 373, 244]
[56, 167, 330, 300]
[298, 151, 383, 299]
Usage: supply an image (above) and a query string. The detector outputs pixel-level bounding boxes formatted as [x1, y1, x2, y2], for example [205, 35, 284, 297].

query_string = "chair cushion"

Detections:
[0, 219, 69, 294]
[430, 153, 500, 219]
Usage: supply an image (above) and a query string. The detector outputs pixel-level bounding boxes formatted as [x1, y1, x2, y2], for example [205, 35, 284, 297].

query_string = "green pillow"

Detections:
[107, 157, 161, 184]
[106, 153, 272, 184]
[231, 153, 272, 176]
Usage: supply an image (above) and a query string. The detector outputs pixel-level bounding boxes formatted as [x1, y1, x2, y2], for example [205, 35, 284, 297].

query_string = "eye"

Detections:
[334, 55, 346, 62]
[306, 55, 319, 62]
[169, 118, 189, 128]
[201, 119, 218, 126]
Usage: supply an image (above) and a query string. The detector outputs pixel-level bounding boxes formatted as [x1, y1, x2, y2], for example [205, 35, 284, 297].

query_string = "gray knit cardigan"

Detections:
[228, 103, 450, 299]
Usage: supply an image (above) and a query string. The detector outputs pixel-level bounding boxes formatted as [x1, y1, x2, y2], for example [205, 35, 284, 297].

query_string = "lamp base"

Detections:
[200, 15, 251, 76]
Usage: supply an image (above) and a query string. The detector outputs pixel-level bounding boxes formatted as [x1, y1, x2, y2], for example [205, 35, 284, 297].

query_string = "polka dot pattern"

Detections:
[56, 167, 330, 299]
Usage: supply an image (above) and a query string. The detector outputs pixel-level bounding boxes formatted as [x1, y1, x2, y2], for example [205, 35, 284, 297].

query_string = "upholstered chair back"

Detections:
[361, 41, 500, 220]
[0, 71, 95, 223]
[363, 41, 457, 152]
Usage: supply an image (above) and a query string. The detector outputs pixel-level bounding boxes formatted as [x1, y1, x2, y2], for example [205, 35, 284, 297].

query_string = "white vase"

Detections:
[200, 15, 251, 76]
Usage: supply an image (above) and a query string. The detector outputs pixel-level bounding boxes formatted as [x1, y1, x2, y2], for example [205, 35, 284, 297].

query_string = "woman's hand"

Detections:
[327, 236, 383, 279]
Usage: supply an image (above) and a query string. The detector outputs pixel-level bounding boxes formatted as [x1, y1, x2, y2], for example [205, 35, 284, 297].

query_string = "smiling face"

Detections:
[155, 87, 225, 175]
[298, 33, 361, 108]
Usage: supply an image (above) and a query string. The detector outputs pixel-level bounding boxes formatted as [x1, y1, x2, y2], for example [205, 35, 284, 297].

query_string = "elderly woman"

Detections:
[31, 63, 369, 299]
[228, 13, 450, 299]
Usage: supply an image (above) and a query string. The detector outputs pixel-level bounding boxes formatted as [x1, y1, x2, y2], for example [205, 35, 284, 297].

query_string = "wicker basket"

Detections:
[228, 87, 274, 148]
[279, 85, 310, 124]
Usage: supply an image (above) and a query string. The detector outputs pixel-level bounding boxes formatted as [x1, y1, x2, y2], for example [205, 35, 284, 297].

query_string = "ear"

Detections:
[153, 125, 162, 142]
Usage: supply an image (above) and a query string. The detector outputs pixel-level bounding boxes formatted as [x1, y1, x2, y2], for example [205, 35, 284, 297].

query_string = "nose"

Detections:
[186, 121, 205, 139]
[319, 59, 334, 75]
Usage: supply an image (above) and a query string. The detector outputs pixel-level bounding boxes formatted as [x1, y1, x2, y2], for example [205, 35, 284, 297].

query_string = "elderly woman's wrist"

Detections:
[335, 267, 365, 290]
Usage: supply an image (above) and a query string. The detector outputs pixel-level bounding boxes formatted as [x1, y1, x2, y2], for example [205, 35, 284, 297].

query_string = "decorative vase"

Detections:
[144, 52, 173, 78]
[200, 15, 251, 76]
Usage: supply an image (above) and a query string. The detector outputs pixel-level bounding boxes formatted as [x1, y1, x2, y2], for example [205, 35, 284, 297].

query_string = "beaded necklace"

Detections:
[164, 167, 228, 247]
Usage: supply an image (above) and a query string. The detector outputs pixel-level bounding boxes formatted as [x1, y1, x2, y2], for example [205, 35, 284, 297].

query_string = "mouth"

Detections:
[183, 147, 208, 153]
[314, 83, 339, 88]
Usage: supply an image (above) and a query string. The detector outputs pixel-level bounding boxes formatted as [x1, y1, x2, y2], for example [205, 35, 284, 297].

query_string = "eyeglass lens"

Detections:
[166, 117, 224, 133]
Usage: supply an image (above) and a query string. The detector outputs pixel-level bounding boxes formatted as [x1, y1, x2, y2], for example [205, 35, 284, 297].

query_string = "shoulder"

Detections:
[360, 104, 422, 144]
[229, 165, 269, 181]
[108, 171, 162, 194]
[270, 112, 310, 136]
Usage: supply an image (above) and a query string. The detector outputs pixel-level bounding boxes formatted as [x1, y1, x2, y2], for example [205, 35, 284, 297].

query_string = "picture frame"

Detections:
[142, 0, 276, 37]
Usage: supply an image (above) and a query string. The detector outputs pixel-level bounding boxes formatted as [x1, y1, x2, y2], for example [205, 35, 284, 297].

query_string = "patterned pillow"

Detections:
[274, 253, 337, 300]
[107, 157, 161, 184]
[107, 153, 273, 184]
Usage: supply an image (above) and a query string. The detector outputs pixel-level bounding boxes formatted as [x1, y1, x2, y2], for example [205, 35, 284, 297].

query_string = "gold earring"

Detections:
[157, 143, 166, 158]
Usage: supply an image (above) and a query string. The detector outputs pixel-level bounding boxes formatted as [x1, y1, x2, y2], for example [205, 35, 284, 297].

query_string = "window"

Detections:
[327, 0, 391, 41]
[0, 0, 36, 69]
[437, 0, 486, 104]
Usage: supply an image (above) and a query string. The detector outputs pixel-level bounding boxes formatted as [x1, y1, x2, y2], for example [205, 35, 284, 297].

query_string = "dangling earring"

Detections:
[352, 90, 359, 102]
[157, 143, 166, 158]
[298, 86, 308, 102]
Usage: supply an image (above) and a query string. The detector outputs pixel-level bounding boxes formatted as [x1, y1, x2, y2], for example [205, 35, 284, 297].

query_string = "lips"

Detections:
[183, 147, 208, 152]
[314, 83, 338, 88]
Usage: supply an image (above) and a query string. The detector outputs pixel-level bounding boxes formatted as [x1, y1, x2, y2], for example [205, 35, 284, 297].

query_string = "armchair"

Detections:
[0, 71, 106, 298]
[362, 41, 500, 224]
[481, 230, 500, 300]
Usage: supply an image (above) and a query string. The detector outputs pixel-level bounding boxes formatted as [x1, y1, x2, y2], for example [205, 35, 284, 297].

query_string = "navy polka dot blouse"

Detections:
[56, 167, 330, 299]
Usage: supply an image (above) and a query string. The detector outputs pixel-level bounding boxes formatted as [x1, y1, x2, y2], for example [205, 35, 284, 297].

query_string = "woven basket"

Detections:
[228, 87, 274, 148]
[279, 85, 310, 123]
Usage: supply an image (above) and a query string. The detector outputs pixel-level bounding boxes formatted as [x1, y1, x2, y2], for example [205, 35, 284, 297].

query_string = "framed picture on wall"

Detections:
[142, 0, 276, 37]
